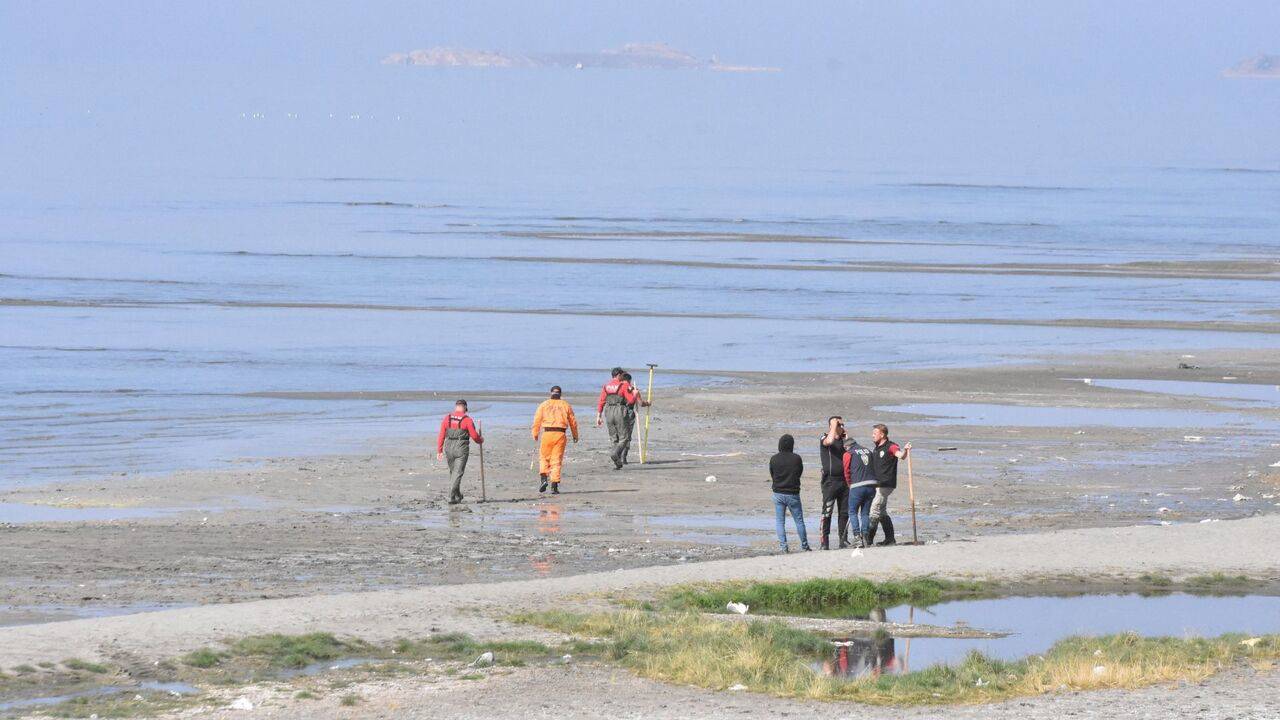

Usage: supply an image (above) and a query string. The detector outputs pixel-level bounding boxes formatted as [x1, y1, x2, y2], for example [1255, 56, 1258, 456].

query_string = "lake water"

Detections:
[3, 167, 1279, 485]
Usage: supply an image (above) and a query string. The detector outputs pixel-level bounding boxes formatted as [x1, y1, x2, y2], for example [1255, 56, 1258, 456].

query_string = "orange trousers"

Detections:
[538, 431, 568, 483]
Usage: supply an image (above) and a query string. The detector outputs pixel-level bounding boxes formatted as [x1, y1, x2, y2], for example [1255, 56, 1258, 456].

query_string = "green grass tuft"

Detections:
[661, 577, 985, 617]
[62, 658, 109, 674]
[228, 633, 362, 669]
[181, 648, 222, 668]
[339, 693, 360, 706]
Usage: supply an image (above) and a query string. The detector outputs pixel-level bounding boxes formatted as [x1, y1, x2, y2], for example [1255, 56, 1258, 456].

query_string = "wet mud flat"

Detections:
[1, 349, 1279, 621]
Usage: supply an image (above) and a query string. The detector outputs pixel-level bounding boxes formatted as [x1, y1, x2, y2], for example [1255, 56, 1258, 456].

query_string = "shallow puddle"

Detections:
[1082, 378, 1280, 407]
[0, 503, 180, 524]
[817, 593, 1280, 678]
[0, 681, 199, 713]
[877, 402, 1275, 429]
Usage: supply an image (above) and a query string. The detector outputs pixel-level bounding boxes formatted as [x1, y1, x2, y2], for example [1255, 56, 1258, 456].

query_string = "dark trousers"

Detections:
[820, 480, 849, 547]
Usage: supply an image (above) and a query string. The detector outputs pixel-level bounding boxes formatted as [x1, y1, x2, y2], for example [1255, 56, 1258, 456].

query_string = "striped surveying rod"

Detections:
[640, 363, 657, 463]
[907, 448, 917, 544]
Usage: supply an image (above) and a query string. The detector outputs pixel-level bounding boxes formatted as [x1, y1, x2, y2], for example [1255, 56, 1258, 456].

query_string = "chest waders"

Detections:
[444, 417, 471, 504]
[603, 386, 629, 470]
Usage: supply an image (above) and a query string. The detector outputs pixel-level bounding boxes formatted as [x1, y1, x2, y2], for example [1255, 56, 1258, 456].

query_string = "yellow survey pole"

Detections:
[640, 363, 657, 463]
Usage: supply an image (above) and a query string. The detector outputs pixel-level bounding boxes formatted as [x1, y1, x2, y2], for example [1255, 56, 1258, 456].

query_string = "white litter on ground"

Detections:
[726, 602, 749, 615]
[704, 475, 717, 483]
[229, 697, 254, 711]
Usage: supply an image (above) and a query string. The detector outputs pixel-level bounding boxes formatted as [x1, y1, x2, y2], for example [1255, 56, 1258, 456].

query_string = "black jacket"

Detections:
[769, 434, 803, 495]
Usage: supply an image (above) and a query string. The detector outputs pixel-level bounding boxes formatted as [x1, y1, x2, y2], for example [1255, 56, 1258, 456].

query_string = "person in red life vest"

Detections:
[595, 367, 643, 470]
[618, 372, 649, 465]
[436, 399, 483, 505]
[867, 423, 911, 545]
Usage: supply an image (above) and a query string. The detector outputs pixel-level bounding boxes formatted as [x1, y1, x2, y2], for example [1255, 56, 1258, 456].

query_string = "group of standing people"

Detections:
[769, 417, 910, 552]
[435, 368, 650, 503]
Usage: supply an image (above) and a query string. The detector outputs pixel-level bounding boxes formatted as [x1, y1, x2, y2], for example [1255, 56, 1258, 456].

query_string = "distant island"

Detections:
[1223, 54, 1280, 78]
[381, 42, 780, 72]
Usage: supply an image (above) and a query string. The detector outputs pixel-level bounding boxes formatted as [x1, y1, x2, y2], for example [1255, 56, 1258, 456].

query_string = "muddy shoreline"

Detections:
[2, 349, 1278, 624]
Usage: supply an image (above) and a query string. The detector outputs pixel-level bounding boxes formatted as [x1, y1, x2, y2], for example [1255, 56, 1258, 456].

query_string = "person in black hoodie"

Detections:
[819, 417, 852, 550]
[769, 434, 810, 552]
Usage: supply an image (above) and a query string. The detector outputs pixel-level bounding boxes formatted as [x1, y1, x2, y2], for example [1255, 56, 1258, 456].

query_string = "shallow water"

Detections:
[1085, 379, 1280, 407]
[818, 593, 1280, 678]
[877, 402, 1279, 430]
[0, 681, 199, 713]
[4, 168, 1279, 485]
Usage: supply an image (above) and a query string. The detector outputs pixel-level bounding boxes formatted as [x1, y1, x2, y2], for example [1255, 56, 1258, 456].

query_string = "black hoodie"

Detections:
[769, 434, 803, 495]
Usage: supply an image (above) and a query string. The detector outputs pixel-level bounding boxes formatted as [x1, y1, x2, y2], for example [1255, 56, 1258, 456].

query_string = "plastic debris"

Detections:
[1157, 507, 1172, 514]
[705, 475, 717, 483]
[1233, 494, 1252, 502]
[1199, 518, 1221, 524]
[728, 683, 748, 691]
[470, 651, 494, 667]
[1158, 521, 1172, 526]
[1093, 665, 1107, 675]
[1241, 637, 1262, 647]
[229, 697, 254, 710]
[726, 602, 749, 615]
[850, 548, 864, 558]
[974, 677, 988, 687]
[1183, 436, 1203, 442]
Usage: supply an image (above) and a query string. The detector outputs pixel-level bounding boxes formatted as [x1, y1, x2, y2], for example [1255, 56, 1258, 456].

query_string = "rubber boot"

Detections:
[539, 474, 549, 493]
[819, 516, 831, 550]
[877, 516, 896, 546]
[837, 522, 851, 549]
[865, 518, 879, 546]
[550, 483, 560, 495]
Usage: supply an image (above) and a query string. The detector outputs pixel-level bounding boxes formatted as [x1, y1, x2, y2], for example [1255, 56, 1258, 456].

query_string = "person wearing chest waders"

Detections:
[532, 386, 579, 494]
[818, 416, 853, 550]
[436, 400, 484, 505]
[867, 423, 911, 546]
[618, 372, 649, 466]
[595, 367, 639, 470]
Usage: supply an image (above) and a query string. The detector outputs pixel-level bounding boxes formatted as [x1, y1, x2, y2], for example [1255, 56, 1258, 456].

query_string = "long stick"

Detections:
[641, 363, 657, 463]
[907, 449, 918, 544]
[477, 420, 486, 503]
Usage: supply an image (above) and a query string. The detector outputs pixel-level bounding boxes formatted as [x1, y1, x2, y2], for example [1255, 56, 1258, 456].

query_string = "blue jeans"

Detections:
[849, 485, 876, 536]
[773, 492, 809, 550]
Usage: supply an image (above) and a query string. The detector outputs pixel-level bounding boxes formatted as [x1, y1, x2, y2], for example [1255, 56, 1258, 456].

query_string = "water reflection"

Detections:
[818, 607, 910, 679]
[537, 503, 562, 534]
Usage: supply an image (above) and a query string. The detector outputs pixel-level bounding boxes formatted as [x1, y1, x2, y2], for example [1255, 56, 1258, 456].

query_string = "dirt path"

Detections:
[3, 514, 1278, 668]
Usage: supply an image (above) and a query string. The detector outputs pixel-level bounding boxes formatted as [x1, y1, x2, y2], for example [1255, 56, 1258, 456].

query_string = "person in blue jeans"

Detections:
[769, 433, 810, 552]
[843, 438, 878, 548]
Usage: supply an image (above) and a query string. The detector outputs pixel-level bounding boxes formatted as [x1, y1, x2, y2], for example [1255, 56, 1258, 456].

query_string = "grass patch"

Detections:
[1186, 573, 1252, 589]
[181, 648, 222, 668]
[339, 693, 360, 706]
[517, 609, 1280, 705]
[11, 664, 38, 674]
[1136, 573, 1172, 587]
[661, 577, 988, 617]
[227, 633, 364, 669]
[389, 633, 553, 665]
[295, 690, 319, 700]
[61, 658, 109, 674]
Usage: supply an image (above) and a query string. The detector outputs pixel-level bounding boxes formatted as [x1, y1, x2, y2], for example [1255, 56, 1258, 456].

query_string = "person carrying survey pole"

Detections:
[436, 399, 484, 505]
[867, 423, 911, 546]
[595, 367, 636, 470]
[532, 385, 579, 494]
[619, 372, 648, 465]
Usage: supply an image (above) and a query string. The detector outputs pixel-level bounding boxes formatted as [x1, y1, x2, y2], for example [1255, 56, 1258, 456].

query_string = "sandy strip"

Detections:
[1, 514, 1277, 667]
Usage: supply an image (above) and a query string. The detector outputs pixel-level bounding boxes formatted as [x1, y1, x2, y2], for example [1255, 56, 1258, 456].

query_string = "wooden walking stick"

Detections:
[907, 448, 918, 544]
[477, 420, 486, 503]
[640, 363, 657, 463]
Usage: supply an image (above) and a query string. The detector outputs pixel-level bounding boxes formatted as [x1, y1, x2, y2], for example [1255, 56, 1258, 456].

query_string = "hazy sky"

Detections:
[3, 1, 1278, 181]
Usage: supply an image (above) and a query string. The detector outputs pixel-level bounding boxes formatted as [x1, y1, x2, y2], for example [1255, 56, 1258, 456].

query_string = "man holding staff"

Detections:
[867, 423, 910, 546]
[436, 399, 484, 505]
[595, 367, 639, 470]
[619, 372, 649, 465]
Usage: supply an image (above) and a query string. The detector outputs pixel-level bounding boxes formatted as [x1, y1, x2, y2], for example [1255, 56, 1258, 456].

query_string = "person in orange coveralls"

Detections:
[531, 385, 579, 494]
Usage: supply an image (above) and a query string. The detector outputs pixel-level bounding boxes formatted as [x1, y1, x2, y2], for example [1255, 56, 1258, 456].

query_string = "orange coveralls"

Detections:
[532, 398, 579, 484]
